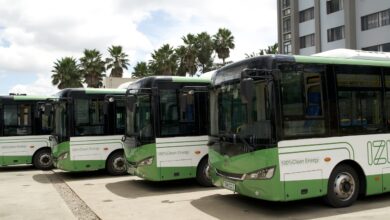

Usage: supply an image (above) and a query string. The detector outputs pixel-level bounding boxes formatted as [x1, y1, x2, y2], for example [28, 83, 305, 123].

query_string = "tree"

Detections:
[149, 44, 178, 76]
[196, 32, 214, 73]
[245, 43, 279, 58]
[213, 28, 235, 65]
[79, 49, 106, 88]
[175, 45, 187, 76]
[51, 57, 83, 89]
[132, 62, 150, 78]
[180, 34, 198, 76]
[106, 45, 130, 78]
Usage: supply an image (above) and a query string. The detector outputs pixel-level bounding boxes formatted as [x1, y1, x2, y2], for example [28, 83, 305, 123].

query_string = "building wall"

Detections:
[277, 0, 390, 55]
[102, 77, 135, 89]
[356, 0, 390, 49]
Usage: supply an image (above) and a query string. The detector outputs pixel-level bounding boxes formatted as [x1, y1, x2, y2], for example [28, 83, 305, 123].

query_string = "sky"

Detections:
[0, 0, 277, 95]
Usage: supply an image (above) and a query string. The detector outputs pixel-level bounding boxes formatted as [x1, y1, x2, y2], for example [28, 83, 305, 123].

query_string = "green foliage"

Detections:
[51, 57, 83, 89]
[132, 61, 150, 78]
[245, 43, 279, 58]
[106, 45, 130, 78]
[213, 28, 235, 65]
[149, 44, 178, 75]
[196, 32, 214, 72]
[79, 49, 106, 88]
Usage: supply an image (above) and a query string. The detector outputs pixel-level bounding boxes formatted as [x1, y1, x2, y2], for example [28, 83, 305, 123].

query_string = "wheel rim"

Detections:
[39, 154, 52, 167]
[333, 172, 356, 201]
[113, 157, 126, 172]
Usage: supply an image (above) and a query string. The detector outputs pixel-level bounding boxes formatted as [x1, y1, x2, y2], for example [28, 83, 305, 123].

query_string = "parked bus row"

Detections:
[2, 49, 390, 207]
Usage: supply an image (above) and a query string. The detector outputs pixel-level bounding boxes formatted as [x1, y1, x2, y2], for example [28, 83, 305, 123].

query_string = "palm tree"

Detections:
[213, 28, 235, 65]
[175, 45, 187, 76]
[196, 32, 214, 72]
[181, 33, 198, 76]
[79, 49, 106, 88]
[51, 57, 83, 89]
[132, 62, 150, 78]
[106, 45, 130, 78]
[149, 44, 178, 76]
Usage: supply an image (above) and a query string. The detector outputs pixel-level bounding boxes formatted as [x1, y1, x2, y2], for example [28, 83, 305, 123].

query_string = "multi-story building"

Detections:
[277, 0, 390, 55]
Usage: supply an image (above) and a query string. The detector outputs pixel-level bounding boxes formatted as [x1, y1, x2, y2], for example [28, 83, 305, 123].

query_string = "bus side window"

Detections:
[384, 69, 390, 128]
[281, 64, 325, 137]
[3, 104, 32, 136]
[336, 66, 382, 134]
[115, 101, 126, 134]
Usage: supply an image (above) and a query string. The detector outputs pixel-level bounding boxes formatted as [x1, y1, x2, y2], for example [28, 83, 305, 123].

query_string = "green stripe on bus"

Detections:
[171, 76, 211, 83]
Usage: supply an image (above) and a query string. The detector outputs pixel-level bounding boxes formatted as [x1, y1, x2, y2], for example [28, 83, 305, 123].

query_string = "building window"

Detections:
[282, 0, 290, 9]
[362, 9, 390, 31]
[299, 7, 314, 23]
[300, 34, 315, 49]
[326, 0, 343, 14]
[362, 42, 390, 52]
[327, 26, 344, 42]
[283, 8, 291, 16]
[283, 17, 291, 33]
[283, 33, 291, 41]
[283, 41, 292, 54]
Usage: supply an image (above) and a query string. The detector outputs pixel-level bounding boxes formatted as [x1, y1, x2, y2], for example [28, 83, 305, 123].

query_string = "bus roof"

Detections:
[55, 88, 126, 98]
[0, 95, 51, 102]
[128, 76, 211, 90]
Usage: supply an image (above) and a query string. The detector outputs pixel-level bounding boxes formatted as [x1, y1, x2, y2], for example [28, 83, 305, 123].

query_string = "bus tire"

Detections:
[33, 149, 53, 170]
[106, 151, 127, 176]
[325, 164, 359, 208]
[196, 156, 213, 187]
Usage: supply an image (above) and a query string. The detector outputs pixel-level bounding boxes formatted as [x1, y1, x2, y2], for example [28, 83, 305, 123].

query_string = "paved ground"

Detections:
[2, 167, 390, 219]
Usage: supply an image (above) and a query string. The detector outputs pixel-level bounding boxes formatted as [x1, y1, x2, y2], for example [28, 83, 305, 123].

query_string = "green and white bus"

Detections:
[123, 76, 212, 186]
[209, 52, 390, 207]
[0, 94, 54, 169]
[51, 88, 127, 175]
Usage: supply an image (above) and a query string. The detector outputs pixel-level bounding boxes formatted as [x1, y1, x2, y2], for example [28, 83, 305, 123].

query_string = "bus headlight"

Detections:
[58, 152, 68, 160]
[138, 156, 154, 166]
[244, 166, 275, 180]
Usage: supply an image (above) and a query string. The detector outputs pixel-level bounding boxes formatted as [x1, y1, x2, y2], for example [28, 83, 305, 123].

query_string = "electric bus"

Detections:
[123, 76, 212, 186]
[209, 51, 390, 207]
[51, 88, 127, 175]
[0, 94, 54, 169]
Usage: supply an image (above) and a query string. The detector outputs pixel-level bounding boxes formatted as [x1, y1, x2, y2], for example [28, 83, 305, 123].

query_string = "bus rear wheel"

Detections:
[106, 151, 127, 176]
[196, 157, 213, 187]
[33, 149, 53, 170]
[325, 164, 359, 208]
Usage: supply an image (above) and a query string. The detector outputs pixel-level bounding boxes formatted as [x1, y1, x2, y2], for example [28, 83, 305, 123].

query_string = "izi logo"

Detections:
[367, 140, 390, 165]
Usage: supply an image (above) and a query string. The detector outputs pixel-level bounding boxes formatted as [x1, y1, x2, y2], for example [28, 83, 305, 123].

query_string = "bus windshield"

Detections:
[53, 102, 67, 141]
[210, 81, 274, 155]
[126, 94, 153, 144]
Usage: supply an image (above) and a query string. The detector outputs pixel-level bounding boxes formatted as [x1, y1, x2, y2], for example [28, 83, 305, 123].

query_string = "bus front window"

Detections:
[126, 94, 153, 145]
[210, 81, 274, 156]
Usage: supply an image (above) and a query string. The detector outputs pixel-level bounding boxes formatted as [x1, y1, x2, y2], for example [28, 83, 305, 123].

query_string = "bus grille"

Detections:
[216, 169, 244, 180]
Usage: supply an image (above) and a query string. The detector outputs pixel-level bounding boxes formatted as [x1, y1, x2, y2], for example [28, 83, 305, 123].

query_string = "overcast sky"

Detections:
[0, 0, 277, 95]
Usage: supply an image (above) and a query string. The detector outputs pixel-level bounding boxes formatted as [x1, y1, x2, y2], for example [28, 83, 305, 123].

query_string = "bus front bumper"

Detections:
[210, 167, 284, 201]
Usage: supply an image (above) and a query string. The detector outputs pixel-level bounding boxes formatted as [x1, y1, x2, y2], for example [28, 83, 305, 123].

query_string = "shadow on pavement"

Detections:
[190, 193, 390, 220]
[106, 178, 216, 199]
[0, 165, 35, 172]
[32, 170, 127, 184]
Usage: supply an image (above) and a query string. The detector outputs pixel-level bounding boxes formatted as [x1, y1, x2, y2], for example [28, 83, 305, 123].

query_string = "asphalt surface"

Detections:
[2, 166, 390, 219]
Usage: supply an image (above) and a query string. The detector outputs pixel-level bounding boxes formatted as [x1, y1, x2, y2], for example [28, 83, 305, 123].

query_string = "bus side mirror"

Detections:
[127, 95, 136, 112]
[240, 78, 254, 104]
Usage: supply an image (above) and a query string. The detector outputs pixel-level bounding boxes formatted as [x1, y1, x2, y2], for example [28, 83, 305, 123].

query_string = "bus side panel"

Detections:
[155, 136, 208, 180]
[279, 139, 354, 200]
[66, 135, 124, 171]
[0, 135, 50, 166]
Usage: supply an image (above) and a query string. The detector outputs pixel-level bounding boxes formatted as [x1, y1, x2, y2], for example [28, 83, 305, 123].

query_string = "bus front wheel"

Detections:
[33, 149, 53, 170]
[325, 164, 359, 208]
[196, 157, 213, 187]
[106, 151, 127, 176]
